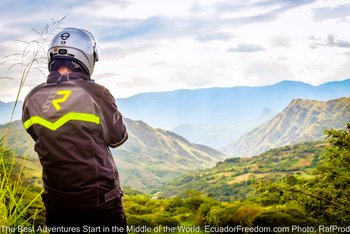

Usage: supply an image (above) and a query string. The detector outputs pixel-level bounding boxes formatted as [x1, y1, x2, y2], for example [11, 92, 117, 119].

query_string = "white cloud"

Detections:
[1, 0, 350, 102]
[227, 44, 265, 53]
[327, 34, 350, 48]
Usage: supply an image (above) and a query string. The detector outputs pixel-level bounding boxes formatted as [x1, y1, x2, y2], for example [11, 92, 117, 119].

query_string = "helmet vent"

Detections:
[58, 49, 67, 55]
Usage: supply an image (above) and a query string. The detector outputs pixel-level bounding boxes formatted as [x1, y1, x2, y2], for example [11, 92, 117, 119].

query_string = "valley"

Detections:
[1, 80, 350, 230]
[161, 141, 327, 201]
[0, 118, 225, 192]
[2, 89, 350, 193]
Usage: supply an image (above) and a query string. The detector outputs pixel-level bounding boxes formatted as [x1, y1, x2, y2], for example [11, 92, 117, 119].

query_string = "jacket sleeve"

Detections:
[100, 88, 128, 148]
[22, 98, 38, 141]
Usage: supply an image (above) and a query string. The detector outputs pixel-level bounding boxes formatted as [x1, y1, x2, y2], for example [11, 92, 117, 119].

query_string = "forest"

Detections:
[0, 124, 349, 233]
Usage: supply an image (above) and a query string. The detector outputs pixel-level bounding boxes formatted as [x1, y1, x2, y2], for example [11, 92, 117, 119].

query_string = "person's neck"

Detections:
[57, 66, 72, 75]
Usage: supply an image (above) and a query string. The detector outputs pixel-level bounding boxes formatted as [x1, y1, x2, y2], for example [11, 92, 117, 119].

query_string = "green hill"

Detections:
[0, 118, 225, 192]
[161, 141, 327, 201]
[223, 97, 350, 157]
[1, 122, 349, 229]
[0, 121, 36, 157]
[111, 119, 226, 191]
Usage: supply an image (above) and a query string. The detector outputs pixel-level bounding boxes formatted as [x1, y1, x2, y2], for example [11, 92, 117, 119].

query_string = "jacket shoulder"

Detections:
[73, 80, 106, 94]
[24, 83, 47, 101]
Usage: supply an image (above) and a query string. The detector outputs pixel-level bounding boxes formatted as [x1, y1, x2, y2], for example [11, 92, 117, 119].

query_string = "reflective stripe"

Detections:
[24, 112, 100, 131]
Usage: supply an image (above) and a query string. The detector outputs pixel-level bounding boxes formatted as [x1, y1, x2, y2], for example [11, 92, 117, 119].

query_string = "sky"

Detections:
[1, 0, 350, 102]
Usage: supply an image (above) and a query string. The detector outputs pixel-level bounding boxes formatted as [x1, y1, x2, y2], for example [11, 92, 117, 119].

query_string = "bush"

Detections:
[184, 196, 204, 211]
[126, 215, 154, 227]
[206, 203, 241, 227]
[154, 215, 179, 227]
[252, 207, 313, 227]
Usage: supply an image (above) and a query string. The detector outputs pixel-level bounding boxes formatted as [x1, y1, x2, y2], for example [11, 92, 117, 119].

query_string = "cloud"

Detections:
[0, 0, 350, 102]
[313, 4, 350, 21]
[97, 16, 180, 41]
[117, 76, 156, 88]
[213, 0, 316, 19]
[151, 62, 169, 67]
[240, 58, 293, 85]
[327, 34, 350, 48]
[227, 44, 265, 53]
[310, 34, 350, 49]
[270, 35, 291, 47]
[72, 0, 318, 44]
[87, 0, 132, 9]
[195, 32, 232, 42]
[169, 64, 218, 87]
[309, 33, 350, 49]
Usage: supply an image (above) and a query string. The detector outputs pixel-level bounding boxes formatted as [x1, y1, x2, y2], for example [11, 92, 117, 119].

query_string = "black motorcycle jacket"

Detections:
[22, 71, 128, 208]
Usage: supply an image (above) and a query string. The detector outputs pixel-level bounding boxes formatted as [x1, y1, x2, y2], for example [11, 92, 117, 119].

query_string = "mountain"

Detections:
[3, 79, 350, 149]
[172, 107, 275, 148]
[161, 141, 327, 201]
[0, 120, 36, 157]
[172, 122, 260, 149]
[0, 101, 23, 124]
[0, 118, 225, 192]
[222, 97, 350, 157]
[117, 80, 317, 128]
[112, 119, 225, 191]
[117, 79, 350, 148]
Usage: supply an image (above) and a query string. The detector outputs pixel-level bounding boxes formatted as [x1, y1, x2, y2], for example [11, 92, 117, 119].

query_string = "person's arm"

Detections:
[22, 99, 39, 141]
[100, 88, 128, 148]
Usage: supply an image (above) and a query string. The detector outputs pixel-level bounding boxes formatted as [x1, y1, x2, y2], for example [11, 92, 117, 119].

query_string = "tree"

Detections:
[255, 124, 350, 225]
[252, 207, 313, 228]
[308, 124, 350, 224]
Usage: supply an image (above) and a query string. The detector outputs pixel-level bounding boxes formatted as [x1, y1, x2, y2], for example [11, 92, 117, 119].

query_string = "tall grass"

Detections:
[1, 16, 67, 138]
[0, 140, 43, 230]
[0, 17, 67, 232]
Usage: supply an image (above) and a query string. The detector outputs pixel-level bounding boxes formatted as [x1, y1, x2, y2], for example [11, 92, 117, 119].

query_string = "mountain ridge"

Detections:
[0, 118, 225, 192]
[116, 78, 350, 148]
[222, 97, 350, 157]
[2, 79, 350, 149]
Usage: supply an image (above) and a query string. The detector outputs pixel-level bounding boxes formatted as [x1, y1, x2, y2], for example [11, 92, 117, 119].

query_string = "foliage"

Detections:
[161, 141, 326, 201]
[3, 123, 350, 232]
[252, 207, 313, 227]
[1, 16, 67, 131]
[123, 191, 266, 231]
[0, 139, 44, 231]
[255, 124, 350, 226]
[0, 16, 66, 233]
[123, 192, 316, 232]
[1, 123, 350, 232]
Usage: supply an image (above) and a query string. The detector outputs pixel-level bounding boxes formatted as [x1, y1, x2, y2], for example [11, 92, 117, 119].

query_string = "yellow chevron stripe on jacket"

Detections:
[24, 112, 100, 131]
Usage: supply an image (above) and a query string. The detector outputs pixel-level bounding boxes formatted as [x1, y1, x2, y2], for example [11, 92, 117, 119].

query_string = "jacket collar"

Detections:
[47, 71, 90, 84]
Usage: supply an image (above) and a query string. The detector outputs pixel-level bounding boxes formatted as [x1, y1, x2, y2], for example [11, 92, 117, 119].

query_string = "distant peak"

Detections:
[289, 97, 350, 107]
[318, 78, 350, 87]
[291, 98, 303, 103]
[287, 98, 322, 109]
[275, 80, 311, 86]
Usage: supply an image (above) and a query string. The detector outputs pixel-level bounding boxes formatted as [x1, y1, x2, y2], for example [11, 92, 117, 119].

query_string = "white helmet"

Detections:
[48, 28, 99, 76]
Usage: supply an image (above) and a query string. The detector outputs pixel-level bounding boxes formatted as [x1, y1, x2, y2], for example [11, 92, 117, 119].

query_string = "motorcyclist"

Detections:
[22, 28, 128, 233]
